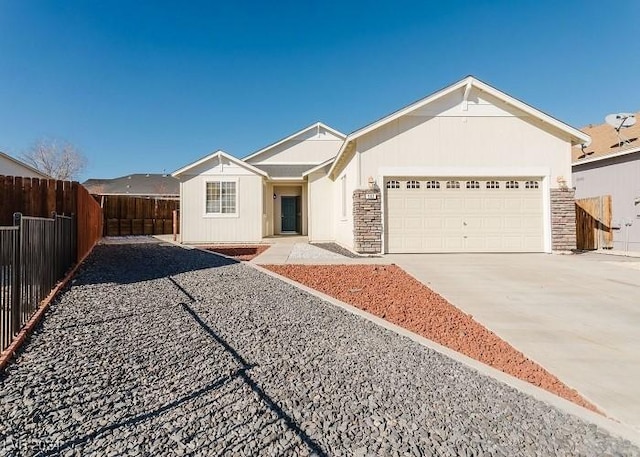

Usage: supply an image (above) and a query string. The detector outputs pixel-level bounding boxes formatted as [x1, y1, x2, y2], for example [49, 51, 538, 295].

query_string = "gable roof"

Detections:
[83, 173, 179, 196]
[328, 76, 591, 178]
[242, 122, 346, 163]
[172, 149, 268, 177]
[571, 111, 640, 164]
[0, 151, 51, 179]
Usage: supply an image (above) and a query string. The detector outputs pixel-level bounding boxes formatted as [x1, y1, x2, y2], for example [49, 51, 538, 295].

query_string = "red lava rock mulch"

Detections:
[202, 245, 270, 261]
[264, 264, 600, 413]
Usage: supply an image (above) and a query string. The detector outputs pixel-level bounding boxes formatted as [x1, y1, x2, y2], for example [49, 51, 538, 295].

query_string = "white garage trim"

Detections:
[378, 168, 551, 254]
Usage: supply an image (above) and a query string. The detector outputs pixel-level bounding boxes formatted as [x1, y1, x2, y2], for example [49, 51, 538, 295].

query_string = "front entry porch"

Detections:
[263, 182, 308, 237]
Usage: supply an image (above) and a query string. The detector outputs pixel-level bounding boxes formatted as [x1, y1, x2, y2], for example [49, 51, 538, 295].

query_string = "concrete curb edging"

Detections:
[0, 242, 98, 371]
[248, 262, 640, 447]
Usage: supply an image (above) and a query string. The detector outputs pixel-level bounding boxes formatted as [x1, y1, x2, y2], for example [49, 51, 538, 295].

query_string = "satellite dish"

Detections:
[605, 113, 636, 130]
[605, 113, 636, 147]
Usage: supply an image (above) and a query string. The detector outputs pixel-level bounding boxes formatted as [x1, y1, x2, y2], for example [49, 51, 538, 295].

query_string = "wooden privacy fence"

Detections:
[0, 175, 103, 262]
[576, 195, 613, 250]
[97, 195, 179, 236]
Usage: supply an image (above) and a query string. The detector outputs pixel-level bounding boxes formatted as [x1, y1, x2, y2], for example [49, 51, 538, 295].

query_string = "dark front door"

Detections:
[281, 196, 297, 232]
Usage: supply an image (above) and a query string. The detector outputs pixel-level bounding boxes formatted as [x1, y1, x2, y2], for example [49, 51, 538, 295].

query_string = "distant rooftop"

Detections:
[83, 173, 179, 197]
[572, 111, 640, 163]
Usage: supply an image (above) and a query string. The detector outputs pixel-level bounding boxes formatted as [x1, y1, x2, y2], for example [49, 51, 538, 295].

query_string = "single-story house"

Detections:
[83, 173, 180, 199]
[572, 113, 640, 251]
[0, 151, 51, 179]
[173, 76, 589, 254]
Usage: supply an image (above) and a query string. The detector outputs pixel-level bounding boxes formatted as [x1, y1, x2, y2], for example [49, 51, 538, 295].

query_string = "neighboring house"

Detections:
[174, 76, 589, 253]
[83, 173, 179, 199]
[0, 151, 51, 179]
[572, 112, 640, 251]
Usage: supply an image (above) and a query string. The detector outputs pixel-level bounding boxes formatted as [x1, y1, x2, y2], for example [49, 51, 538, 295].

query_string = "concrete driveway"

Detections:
[388, 252, 640, 431]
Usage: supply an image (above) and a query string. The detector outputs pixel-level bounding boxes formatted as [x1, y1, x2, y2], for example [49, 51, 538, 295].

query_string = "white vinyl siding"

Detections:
[180, 172, 262, 243]
[308, 172, 335, 242]
[205, 181, 237, 215]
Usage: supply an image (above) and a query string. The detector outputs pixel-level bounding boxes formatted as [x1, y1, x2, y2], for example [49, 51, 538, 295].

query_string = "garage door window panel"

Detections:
[446, 180, 460, 189]
[466, 180, 480, 189]
[406, 180, 421, 189]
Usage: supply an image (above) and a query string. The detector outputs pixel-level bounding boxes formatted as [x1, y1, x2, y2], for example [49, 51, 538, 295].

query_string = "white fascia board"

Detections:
[572, 146, 640, 167]
[317, 122, 347, 139]
[301, 157, 336, 177]
[329, 76, 590, 178]
[377, 166, 551, 178]
[251, 161, 327, 165]
[241, 122, 347, 162]
[172, 150, 222, 177]
[327, 140, 352, 179]
[172, 150, 269, 177]
[470, 78, 591, 146]
[268, 177, 306, 182]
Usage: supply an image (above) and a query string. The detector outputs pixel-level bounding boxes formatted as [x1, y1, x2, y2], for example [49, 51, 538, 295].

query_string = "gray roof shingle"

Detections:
[253, 164, 319, 178]
[83, 174, 179, 197]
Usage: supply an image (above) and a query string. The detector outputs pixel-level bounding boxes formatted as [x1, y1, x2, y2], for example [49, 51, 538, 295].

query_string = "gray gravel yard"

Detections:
[0, 242, 638, 456]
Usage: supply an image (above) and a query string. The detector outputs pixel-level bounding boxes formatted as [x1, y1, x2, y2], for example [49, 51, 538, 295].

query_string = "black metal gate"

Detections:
[0, 213, 76, 352]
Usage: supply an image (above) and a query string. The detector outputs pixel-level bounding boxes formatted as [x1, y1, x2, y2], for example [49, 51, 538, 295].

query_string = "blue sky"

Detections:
[1, 1, 639, 181]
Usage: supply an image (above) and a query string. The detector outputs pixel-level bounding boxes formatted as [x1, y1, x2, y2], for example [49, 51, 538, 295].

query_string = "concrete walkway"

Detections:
[251, 237, 389, 265]
[388, 252, 640, 431]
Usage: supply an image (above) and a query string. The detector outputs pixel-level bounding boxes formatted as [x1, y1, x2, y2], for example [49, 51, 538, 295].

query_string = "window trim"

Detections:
[203, 178, 239, 218]
[340, 175, 347, 220]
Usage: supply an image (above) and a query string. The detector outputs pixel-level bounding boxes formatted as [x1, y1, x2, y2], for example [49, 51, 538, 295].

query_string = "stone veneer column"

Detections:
[353, 188, 382, 254]
[550, 188, 577, 251]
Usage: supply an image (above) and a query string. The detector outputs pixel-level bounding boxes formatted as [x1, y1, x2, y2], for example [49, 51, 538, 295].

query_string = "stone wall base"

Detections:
[353, 188, 382, 254]
[550, 188, 576, 251]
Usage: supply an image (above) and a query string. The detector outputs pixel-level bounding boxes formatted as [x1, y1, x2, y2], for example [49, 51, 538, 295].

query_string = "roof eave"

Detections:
[241, 122, 346, 162]
[328, 76, 591, 178]
[301, 157, 336, 177]
[172, 150, 268, 177]
[572, 146, 640, 167]
[0, 151, 52, 179]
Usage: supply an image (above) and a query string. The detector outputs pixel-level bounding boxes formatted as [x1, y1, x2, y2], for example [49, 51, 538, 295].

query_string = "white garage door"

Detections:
[385, 177, 544, 253]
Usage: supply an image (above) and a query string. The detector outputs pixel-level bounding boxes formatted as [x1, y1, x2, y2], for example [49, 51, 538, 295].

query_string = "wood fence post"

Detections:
[173, 210, 178, 242]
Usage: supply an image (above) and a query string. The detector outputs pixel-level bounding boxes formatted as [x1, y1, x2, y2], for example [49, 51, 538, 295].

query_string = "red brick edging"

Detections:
[0, 242, 98, 371]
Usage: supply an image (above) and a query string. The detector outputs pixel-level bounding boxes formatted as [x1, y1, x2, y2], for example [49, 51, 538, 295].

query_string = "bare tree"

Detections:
[22, 138, 87, 180]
